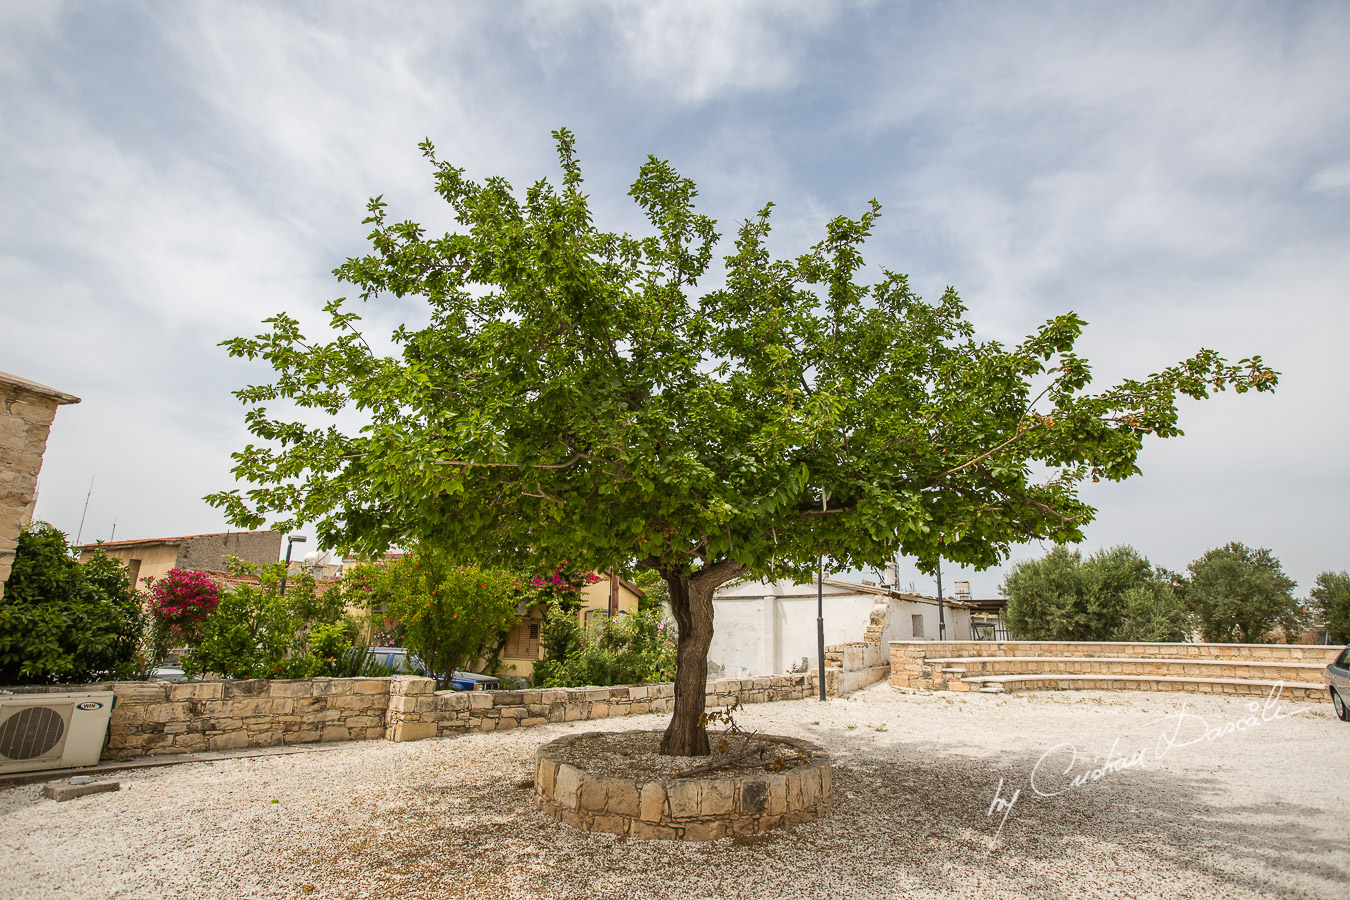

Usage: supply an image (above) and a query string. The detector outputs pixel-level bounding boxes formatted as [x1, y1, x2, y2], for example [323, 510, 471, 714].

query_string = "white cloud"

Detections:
[1307, 161, 1350, 194]
[601, 0, 835, 106]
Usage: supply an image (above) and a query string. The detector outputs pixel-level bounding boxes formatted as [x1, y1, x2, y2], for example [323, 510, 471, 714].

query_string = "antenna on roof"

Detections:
[110, 517, 116, 541]
[75, 475, 94, 544]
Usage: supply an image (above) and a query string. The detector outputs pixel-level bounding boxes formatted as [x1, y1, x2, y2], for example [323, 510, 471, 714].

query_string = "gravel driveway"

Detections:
[3, 683, 1346, 899]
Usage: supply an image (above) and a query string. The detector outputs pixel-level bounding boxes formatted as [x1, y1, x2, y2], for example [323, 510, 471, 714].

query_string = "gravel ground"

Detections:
[3, 683, 1347, 900]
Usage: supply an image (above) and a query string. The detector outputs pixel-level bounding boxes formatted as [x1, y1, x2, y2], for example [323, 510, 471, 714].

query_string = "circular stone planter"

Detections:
[534, 731, 832, 840]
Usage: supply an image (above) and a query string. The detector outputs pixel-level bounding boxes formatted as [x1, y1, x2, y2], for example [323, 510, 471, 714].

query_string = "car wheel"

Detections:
[1334, 688, 1350, 722]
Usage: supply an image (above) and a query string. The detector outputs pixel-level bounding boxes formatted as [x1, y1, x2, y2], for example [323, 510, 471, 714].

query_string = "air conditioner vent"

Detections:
[0, 691, 115, 774]
[0, 705, 67, 760]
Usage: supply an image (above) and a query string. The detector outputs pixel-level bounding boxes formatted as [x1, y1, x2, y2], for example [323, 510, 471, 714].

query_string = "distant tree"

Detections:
[1181, 542, 1302, 643]
[0, 522, 142, 684]
[210, 130, 1277, 754]
[1002, 544, 1188, 642]
[1310, 571, 1350, 645]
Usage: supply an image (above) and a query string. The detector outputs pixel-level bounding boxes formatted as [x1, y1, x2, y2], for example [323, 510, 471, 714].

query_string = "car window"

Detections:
[1339, 648, 1350, 669]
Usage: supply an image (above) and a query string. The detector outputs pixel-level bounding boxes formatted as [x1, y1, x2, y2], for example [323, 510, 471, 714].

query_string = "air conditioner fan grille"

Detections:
[0, 706, 67, 760]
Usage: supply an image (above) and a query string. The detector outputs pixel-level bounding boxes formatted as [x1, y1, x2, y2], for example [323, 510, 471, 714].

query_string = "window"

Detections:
[504, 619, 542, 659]
[912, 614, 925, 639]
[125, 558, 142, 587]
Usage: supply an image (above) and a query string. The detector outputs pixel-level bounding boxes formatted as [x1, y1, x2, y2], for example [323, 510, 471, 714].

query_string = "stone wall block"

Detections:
[666, 781, 700, 819]
[554, 764, 581, 809]
[167, 683, 224, 701]
[390, 676, 436, 696]
[638, 784, 667, 822]
[268, 680, 314, 698]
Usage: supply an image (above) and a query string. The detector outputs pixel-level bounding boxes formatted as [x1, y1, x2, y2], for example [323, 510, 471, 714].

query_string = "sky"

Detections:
[2, 1, 1347, 598]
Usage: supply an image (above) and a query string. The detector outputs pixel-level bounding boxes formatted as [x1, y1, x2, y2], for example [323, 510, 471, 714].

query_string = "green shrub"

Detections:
[181, 561, 355, 679]
[0, 522, 143, 684]
[373, 551, 520, 689]
[534, 607, 676, 688]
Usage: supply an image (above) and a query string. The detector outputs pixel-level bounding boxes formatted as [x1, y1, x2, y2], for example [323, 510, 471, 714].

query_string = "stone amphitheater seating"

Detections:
[889, 640, 1338, 702]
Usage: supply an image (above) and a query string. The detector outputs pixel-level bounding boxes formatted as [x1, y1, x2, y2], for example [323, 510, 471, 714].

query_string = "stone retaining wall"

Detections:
[385, 673, 815, 741]
[534, 732, 832, 840]
[891, 640, 1341, 692]
[6, 673, 816, 762]
[822, 641, 891, 696]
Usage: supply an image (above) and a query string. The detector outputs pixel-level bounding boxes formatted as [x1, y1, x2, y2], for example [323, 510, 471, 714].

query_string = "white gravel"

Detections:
[3, 683, 1347, 900]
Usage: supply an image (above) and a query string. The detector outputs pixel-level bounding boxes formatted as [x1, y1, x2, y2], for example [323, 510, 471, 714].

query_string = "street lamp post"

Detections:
[936, 557, 946, 640]
[816, 489, 829, 702]
[279, 534, 307, 596]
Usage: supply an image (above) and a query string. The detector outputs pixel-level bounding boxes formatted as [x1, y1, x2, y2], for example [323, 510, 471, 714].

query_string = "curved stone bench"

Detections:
[534, 731, 832, 840]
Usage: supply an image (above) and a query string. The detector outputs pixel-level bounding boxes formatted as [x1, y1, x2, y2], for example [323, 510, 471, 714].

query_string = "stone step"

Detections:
[959, 673, 1330, 702]
[927, 656, 1324, 682]
[896, 641, 1341, 665]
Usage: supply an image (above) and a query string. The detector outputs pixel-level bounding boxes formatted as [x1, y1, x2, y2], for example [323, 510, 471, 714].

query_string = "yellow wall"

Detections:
[497, 574, 643, 680]
[80, 543, 179, 592]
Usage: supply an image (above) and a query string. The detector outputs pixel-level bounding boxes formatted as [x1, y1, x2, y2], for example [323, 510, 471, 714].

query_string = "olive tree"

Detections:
[1182, 542, 1303, 643]
[209, 130, 1276, 755]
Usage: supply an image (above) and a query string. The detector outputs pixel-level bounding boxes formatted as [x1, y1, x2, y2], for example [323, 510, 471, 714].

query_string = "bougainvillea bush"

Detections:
[145, 569, 221, 639]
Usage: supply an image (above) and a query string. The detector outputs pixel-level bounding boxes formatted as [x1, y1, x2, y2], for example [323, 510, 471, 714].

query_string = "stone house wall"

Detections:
[0, 372, 79, 602]
[175, 531, 284, 573]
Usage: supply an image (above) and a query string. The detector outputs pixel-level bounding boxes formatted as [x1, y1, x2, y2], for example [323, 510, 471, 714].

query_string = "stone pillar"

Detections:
[0, 371, 80, 602]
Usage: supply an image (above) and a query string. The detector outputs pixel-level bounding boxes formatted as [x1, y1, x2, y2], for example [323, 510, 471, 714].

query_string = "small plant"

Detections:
[674, 701, 811, 777]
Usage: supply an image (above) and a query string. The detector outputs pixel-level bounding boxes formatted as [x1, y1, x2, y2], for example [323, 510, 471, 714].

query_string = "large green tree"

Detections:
[1182, 542, 1303, 643]
[1002, 544, 1189, 642]
[1309, 570, 1350, 645]
[209, 130, 1276, 754]
[0, 522, 143, 684]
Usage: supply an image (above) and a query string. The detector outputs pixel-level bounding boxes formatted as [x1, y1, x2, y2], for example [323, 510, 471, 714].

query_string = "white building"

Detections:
[706, 572, 973, 679]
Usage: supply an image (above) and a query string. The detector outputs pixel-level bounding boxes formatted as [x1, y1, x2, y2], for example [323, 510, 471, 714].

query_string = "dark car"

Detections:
[367, 648, 499, 691]
[1327, 646, 1350, 722]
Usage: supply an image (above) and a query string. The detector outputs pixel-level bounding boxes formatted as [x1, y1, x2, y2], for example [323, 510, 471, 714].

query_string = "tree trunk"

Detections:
[659, 559, 747, 757]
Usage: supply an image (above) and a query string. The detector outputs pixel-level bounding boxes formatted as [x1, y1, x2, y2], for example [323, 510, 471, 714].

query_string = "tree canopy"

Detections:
[209, 129, 1276, 753]
[1311, 570, 1350, 645]
[1182, 542, 1304, 643]
[1002, 544, 1190, 642]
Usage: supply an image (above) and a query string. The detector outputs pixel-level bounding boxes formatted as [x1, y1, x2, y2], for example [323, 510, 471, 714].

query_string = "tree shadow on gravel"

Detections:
[295, 730, 1347, 900]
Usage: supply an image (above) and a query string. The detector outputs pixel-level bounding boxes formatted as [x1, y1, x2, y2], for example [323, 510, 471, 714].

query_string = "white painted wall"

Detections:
[705, 578, 973, 678]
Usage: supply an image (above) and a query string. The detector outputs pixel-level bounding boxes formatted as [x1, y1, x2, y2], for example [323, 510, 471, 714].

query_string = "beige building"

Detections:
[0, 371, 80, 603]
[77, 530, 284, 591]
[498, 572, 645, 679]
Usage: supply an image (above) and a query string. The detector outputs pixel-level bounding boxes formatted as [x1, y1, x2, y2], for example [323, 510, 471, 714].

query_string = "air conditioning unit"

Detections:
[0, 691, 115, 775]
